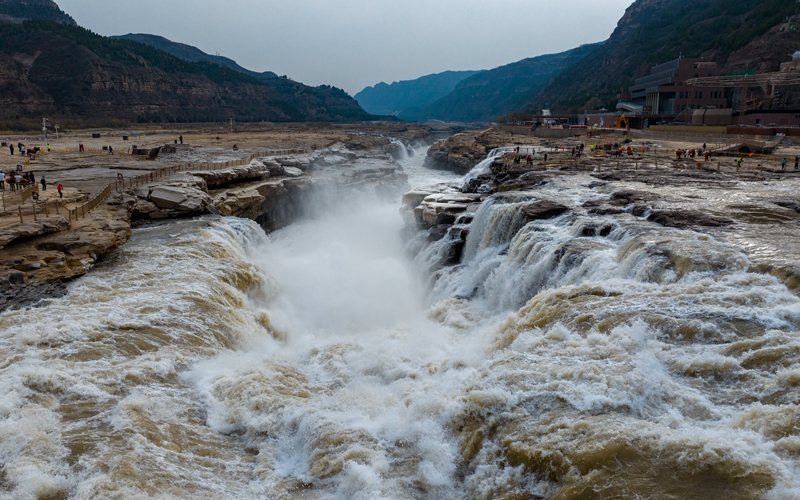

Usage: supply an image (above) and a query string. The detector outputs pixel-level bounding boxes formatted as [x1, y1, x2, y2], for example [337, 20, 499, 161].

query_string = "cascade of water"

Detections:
[462, 147, 510, 179]
[3, 155, 800, 499]
[389, 138, 412, 161]
[461, 193, 533, 263]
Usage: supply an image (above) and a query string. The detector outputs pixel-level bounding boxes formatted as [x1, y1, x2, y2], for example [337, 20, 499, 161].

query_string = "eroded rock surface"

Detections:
[522, 200, 570, 221]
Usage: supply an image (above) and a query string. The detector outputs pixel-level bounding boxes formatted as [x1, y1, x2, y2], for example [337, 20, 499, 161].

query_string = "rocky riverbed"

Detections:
[407, 132, 800, 295]
[0, 127, 425, 312]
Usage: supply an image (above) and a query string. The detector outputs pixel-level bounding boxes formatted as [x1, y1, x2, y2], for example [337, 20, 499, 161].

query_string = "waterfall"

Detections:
[3, 154, 800, 499]
[389, 138, 412, 161]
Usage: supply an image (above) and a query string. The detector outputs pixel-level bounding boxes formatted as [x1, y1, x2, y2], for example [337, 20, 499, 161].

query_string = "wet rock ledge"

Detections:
[1, 148, 409, 312]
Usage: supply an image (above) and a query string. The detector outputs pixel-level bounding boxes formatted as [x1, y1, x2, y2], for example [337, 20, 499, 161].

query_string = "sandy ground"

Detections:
[2, 123, 797, 227]
[0, 122, 429, 225]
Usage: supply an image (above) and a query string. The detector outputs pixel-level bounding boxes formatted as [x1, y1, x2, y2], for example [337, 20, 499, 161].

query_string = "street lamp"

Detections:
[42, 118, 49, 143]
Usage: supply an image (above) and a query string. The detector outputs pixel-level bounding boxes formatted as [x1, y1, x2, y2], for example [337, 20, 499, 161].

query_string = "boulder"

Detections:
[192, 161, 270, 188]
[522, 200, 570, 220]
[403, 190, 437, 209]
[579, 223, 616, 237]
[147, 185, 212, 213]
[283, 167, 304, 178]
[262, 160, 285, 177]
[587, 207, 625, 216]
[149, 186, 187, 209]
[422, 202, 470, 226]
[647, 210, 734, 229]
[0, 270, 25, 287]
[774, 201, 800, 213]
[132, 199, 158, 216]
[555, 240, 611, 270]
[610, 190, 658, 206]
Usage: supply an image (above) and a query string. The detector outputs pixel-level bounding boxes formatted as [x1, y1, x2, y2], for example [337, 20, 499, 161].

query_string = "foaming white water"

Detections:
[389, 138, 412, 161]
[400, 144, 461, 187]
[463, 147, 508, 179]
[3, 160, 800, 498]
[0, 218, 275, 499]
[185, 200, 496, 499]
[463, 146, 543, 179]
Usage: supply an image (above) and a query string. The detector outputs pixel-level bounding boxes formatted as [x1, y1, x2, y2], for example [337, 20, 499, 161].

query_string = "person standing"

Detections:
[28, 172, 35, 185]
[781, 158, 787, 171]
[40, 176, 46, 191]
[179, 135, 183, 145]
[795, 156, 799, 170]
[9, 144, 13, 155]
[57, 183, 63, 198]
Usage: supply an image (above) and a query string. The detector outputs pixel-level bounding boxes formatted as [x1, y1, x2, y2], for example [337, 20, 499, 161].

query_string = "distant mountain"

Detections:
[0, 19, 375, 128]
[354, 70, 483, 116]
[400, 44, 602, 123]
[525, 0, 799, 114]
[111, 33, 279, 83]
[0, 0, 74, 25]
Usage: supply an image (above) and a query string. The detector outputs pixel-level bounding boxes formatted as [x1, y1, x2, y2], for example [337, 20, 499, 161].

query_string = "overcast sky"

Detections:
[57, 0, 634, 95]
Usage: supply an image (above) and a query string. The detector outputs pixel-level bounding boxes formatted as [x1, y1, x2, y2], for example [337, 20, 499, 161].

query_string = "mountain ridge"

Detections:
[110, 33, 279, 83]
[0, 18, 376, 128]
[0, 0, 74, 25]
[354, 70, 483, 117]
[400, 43, 602, 123]
[526, 0, 799, 113]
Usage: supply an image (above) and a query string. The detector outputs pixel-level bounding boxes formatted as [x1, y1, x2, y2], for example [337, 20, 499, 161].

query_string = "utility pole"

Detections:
[42, 118, 49, 143]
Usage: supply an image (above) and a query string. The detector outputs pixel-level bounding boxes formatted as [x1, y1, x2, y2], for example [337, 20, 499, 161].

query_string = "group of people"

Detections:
[2, 170, 37, 191]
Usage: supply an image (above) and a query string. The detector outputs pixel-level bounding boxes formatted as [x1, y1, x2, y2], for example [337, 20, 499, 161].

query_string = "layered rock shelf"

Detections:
[0, 136, 416, 312]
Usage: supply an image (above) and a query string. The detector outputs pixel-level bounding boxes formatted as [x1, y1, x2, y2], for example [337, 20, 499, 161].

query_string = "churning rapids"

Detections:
[2, 146, 800, 500]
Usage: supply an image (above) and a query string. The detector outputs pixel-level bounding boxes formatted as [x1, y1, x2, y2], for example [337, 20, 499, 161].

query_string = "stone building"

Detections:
[624, 57, 727, 114]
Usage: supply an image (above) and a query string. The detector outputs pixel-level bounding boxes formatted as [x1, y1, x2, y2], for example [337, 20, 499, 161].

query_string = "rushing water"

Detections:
[2, 149, 800, 499]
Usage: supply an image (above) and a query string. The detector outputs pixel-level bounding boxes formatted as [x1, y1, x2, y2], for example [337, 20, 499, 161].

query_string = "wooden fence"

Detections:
[3, 148, 308, 226]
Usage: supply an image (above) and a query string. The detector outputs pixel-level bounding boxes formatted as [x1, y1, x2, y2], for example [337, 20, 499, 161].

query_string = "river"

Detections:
[1, 146, 799, 499]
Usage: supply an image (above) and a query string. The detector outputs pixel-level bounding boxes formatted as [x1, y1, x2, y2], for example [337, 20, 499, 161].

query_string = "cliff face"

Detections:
[0, 21, 374, 127]
[527, 0, 798, 113]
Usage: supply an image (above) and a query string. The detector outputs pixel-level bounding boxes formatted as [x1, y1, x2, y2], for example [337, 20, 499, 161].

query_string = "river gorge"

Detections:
[2, 137, 800, 499]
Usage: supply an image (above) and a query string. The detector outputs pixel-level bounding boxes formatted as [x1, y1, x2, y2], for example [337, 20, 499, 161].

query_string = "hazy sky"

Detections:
[57, 0, 634, 95]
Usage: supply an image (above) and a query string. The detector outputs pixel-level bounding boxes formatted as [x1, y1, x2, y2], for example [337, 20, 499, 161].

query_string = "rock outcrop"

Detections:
[522, 200, 570, 221]
[0, 216, 70, 250]
[647, 210, 734, 229]
[130, 175, 213, 221]
[191, 161, 270, 188]
[412, 193, 482, 227]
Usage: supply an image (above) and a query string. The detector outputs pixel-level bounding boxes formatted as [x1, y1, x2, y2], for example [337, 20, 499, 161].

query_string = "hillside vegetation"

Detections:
[0, 19, 374, 128]
[112, 33, 279, 82]
[0, 0, 74, 24]
[399, 44, 601, 123]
